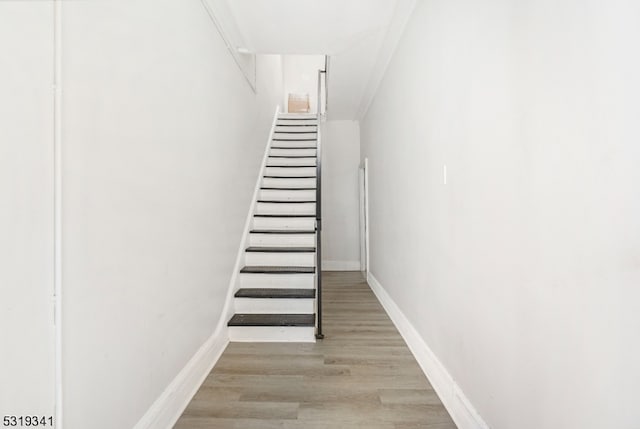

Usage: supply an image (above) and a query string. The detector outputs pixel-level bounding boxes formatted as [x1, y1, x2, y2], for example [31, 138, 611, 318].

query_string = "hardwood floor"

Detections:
[174, 271, 456, 429]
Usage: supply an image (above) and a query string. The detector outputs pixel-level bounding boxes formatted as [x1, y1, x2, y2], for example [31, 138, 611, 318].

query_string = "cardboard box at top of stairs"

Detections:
[288, 93, 310, 113]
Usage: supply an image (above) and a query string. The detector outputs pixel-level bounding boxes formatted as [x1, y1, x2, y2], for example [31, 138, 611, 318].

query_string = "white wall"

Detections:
[321, 121, 361, 271]
[59, 1, 282, 428]
[361, 1, 640, 428]
[0, 2, 55, 418]
[283, 55, 325, 113]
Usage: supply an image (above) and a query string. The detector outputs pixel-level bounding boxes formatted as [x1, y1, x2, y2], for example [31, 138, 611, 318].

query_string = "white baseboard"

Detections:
[366, 273, 490, 429]
[322, 260, 361, 271]
[133, 107, 282, 429]
[133, 329, 228, 429]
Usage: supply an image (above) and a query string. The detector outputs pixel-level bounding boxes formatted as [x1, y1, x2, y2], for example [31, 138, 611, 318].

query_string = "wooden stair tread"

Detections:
[253, 214, 315, 218]
[273, 131, 318, 134]
[268, 155, 316, 158]
[271, 146, 317, 150]
[228, 313, 315, 327]
[257, 200, 315, 203]
[260, 187, 316, 190]
[250, 229, 315, 234]
[266, 165, 317, 168]
[240, 266, 315, 274]
[263, 175, 316, 179]
[246, 246, 315, 253]
[278, 116, 318, 121]
[272, 139, 317, 142]
[234, 288, 315, 299]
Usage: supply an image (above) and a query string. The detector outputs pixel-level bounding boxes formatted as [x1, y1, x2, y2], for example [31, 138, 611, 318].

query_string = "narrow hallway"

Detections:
[175, 272, 455, 429]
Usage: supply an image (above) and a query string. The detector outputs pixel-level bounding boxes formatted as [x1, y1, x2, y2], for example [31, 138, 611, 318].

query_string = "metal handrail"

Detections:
[315, 57, 328, 339]
[324, 56, 329, 113]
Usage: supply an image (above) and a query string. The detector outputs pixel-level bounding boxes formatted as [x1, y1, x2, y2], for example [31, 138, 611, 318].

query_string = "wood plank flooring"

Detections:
[174, 271, 457, 429]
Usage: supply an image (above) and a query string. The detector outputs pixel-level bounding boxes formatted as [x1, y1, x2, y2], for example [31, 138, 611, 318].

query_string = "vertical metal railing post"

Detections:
[324, 56, 329, 113]
[315, 67, 325, 339]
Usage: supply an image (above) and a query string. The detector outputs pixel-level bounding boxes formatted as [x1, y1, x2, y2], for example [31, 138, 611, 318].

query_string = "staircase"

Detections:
[227, 113, 320, 342]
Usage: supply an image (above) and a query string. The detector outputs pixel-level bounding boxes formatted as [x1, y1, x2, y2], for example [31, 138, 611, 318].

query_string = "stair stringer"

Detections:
[217, 105, 282, 342]
[132, 106, 280, 429]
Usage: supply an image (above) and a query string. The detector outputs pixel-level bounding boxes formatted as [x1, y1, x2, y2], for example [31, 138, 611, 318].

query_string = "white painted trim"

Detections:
[322, 260, 361, 271]
[358, 167, 366, 272]
[356, 0, 417, 120]
[53, 1, 63, 427]
[133, 331, 228, 429]
[211, 104, 281, 343]
[366, 273, 490, 429]
[364, 158, 370, 278]
[199, 0, 256, 92]
[133, 106, 281, 429]
[224, 104, 281, 316]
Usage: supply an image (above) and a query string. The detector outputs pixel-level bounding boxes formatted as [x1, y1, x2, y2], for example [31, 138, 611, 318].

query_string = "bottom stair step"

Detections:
[235, 288, 315, 299]
[228, 313, 315, 327]
[228, 325, 316, 342]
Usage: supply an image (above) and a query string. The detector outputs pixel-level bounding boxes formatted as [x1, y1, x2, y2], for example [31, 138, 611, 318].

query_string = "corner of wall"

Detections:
[355, 0, 418, 120]
[366, 272, 490, 429]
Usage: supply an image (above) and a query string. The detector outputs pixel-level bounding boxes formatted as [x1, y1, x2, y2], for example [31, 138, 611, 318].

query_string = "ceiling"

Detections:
[222, 0, 417, 120]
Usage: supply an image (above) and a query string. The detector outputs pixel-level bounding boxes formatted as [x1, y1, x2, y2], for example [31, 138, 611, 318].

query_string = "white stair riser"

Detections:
[262, 177, 316, 188]
[245, 251, 315, 267]
[234, 298, 314, 314]
[278, 114, 316, 119]
[274, 125, 317, 133]
[255, 202, 315, 214]
[270, 148, 316, 157]
[240, 273, 315, 288]
[278, 114, 316, 118]
[228, 326, 316, 342]
[264, 167, 316, 177]
[253, 217, 315, 230]
[273, 135, 317, 141]
[249, 233, 315, 247]
[269, 140, 316, 149]
[276, 122, 317, 128]
[274, 130, 316, 137]
[259, 189, 316, 201]
[267, 157, 316, 166]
